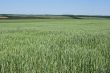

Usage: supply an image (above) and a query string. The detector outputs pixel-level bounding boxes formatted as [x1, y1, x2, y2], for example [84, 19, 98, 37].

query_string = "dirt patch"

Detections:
[0, 16, 8, 19]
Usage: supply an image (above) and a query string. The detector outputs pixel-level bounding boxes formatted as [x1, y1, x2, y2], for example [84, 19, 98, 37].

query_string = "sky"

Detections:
[0, 0, 110, 15]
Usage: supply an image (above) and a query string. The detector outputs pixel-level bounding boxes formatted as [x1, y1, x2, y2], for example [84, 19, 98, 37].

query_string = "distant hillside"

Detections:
[0, 14, 110, 19]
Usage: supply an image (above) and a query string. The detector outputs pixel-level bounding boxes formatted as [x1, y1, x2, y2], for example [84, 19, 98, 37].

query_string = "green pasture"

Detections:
[0, 19, 110, 73]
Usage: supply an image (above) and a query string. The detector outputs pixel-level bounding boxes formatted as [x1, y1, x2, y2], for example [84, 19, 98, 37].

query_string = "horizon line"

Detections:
[0, 14, 110, 16]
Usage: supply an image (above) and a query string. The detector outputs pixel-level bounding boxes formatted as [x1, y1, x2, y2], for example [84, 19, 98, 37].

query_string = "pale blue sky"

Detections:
[0, 0, 110, 15]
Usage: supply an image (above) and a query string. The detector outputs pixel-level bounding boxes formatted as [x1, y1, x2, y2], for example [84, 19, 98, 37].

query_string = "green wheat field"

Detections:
[0, 19, 110, 73]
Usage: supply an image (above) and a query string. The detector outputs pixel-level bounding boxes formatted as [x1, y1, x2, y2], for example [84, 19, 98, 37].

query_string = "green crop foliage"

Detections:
[0, 19, 110, 73]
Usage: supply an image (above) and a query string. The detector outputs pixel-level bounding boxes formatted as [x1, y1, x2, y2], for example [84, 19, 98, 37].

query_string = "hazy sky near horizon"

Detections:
[0, 0, 110, 15]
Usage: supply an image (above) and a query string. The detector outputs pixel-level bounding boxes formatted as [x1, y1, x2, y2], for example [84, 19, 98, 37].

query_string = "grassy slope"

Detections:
[0, 19, 110, 73]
